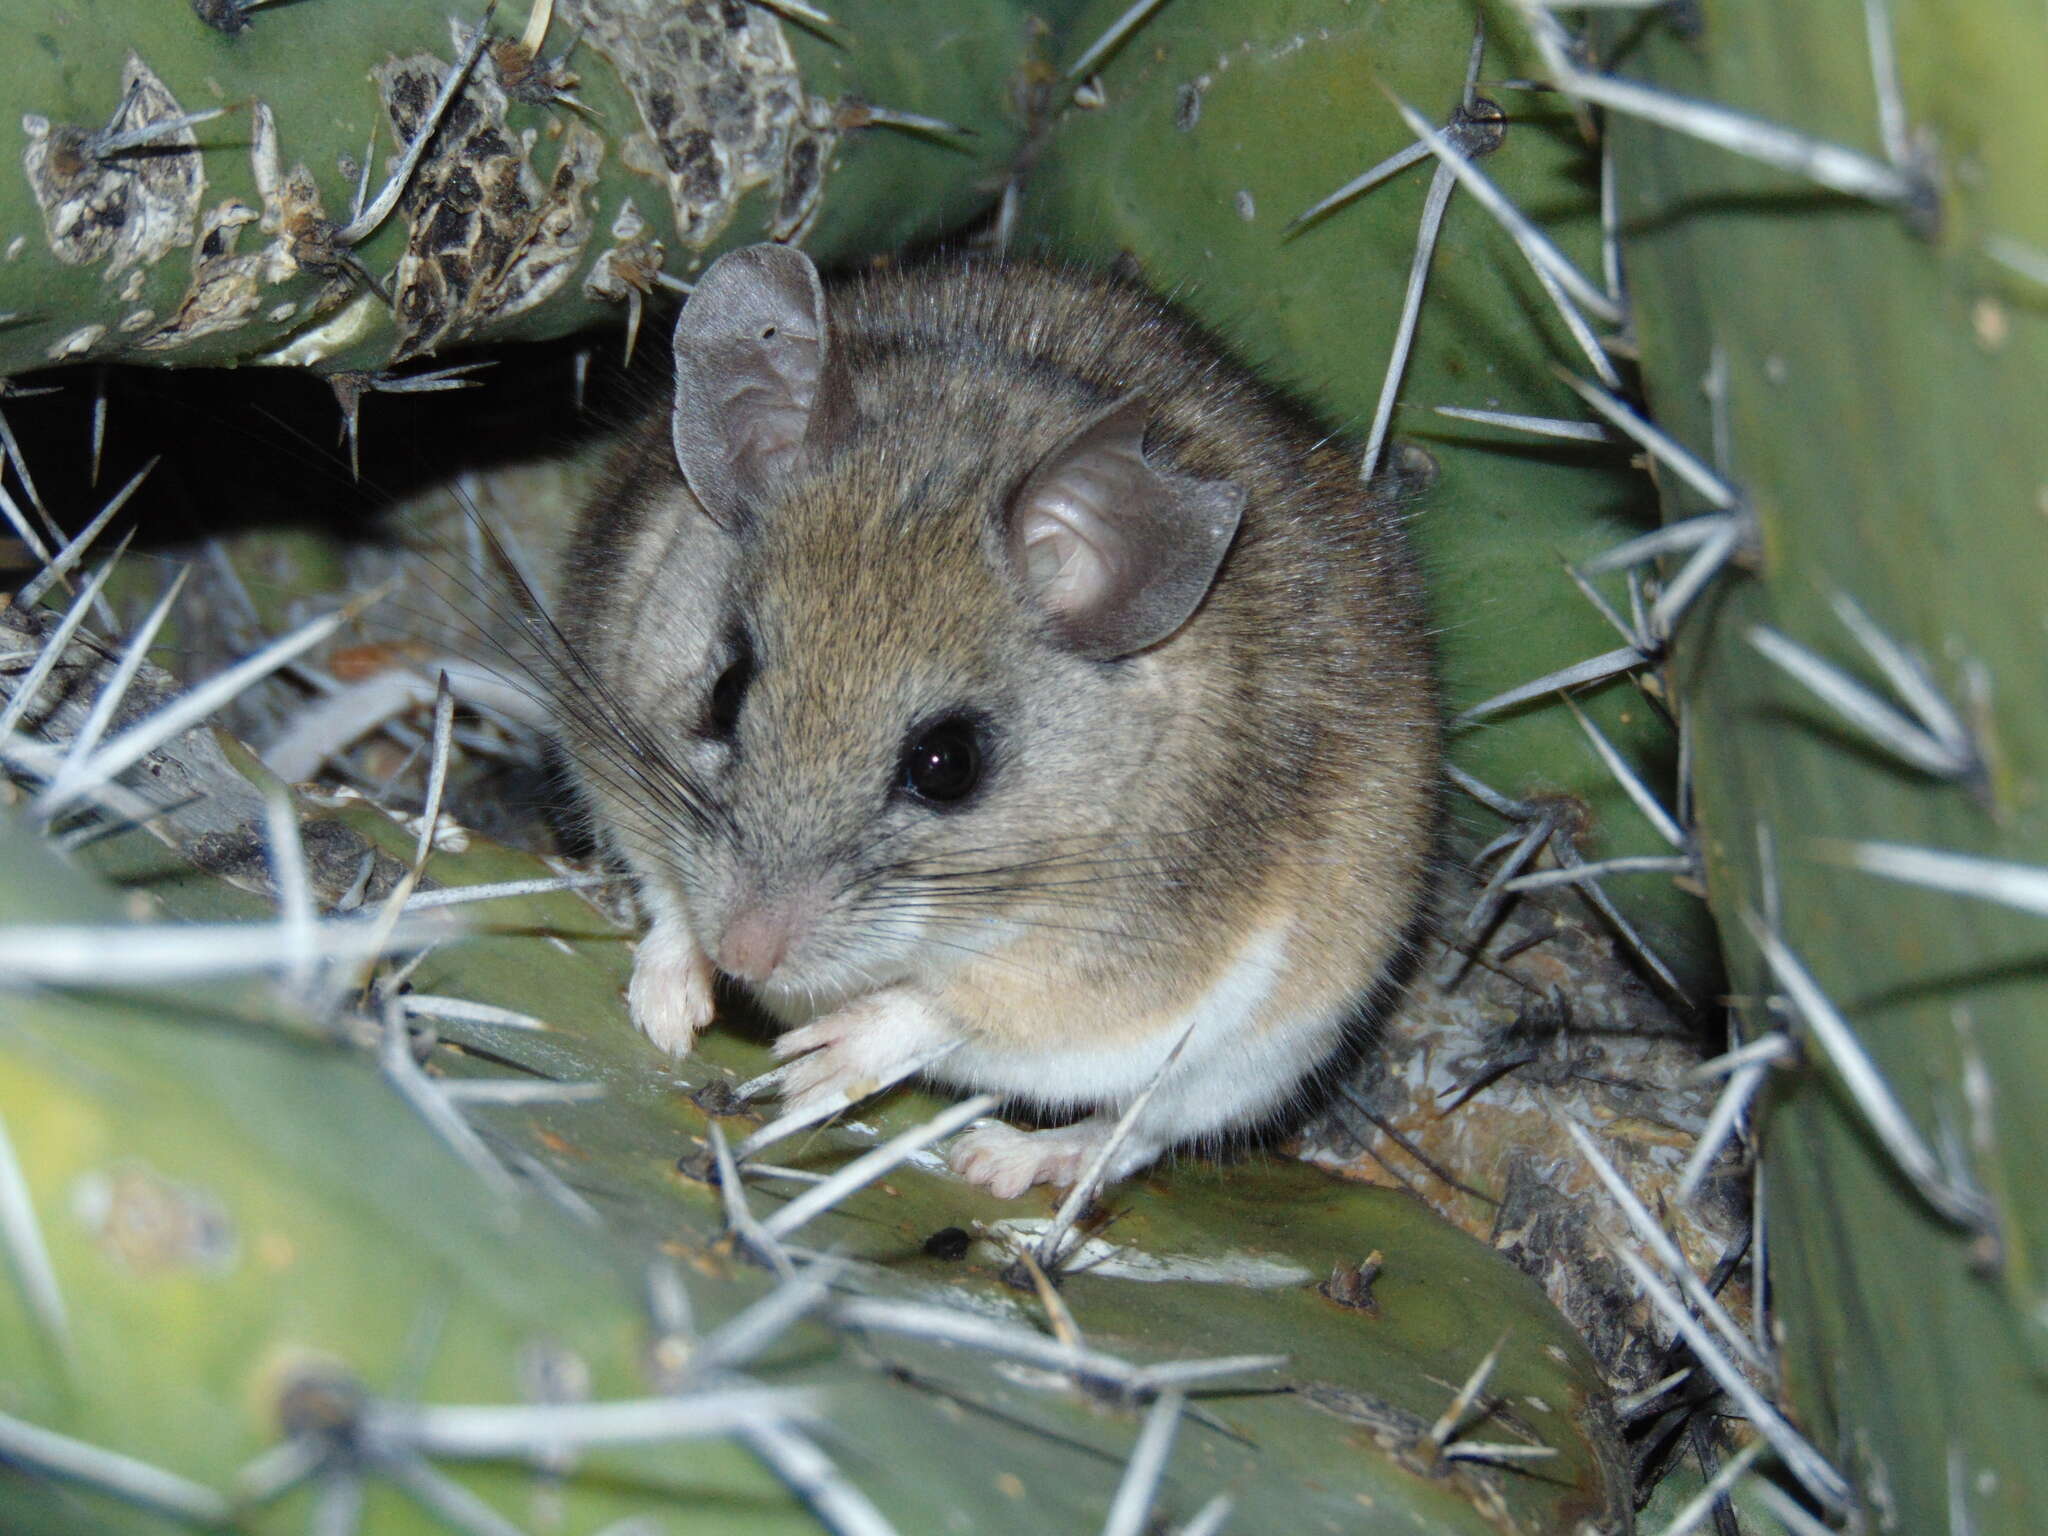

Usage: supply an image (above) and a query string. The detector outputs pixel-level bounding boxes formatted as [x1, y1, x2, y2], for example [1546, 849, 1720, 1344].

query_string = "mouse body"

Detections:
[556, 244, 1438, 1198]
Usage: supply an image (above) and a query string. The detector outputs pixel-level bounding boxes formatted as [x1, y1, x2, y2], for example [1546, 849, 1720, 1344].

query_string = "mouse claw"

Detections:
[628, 916, 715, 1056]
[778, 1020, 892, 1114]
[770, 1019, 831, 1062]
[772, 990, 952, 1116]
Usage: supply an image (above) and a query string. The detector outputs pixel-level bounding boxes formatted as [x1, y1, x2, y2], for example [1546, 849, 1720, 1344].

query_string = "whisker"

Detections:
[357, 500, 732, 854]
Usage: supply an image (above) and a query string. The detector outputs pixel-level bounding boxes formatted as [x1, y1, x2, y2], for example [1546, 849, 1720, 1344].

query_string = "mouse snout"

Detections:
[715, 890, 819, 984]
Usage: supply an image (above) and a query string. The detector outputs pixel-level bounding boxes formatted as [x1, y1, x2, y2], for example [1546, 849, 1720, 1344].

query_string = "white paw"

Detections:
[949, 1121, 1114, 1201]
[628, 917, 715, 1056]
[772, 991, 950, 1119]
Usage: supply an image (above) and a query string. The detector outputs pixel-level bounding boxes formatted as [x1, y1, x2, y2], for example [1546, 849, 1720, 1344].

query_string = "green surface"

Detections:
[1, 0, 1034, 374]
[1610, 1, 2048, 1530]
[0, 787, 1633, 1533]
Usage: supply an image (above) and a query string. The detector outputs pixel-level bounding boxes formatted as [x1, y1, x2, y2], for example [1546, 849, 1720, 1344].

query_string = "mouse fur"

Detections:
[556, 244, 1439, 1198]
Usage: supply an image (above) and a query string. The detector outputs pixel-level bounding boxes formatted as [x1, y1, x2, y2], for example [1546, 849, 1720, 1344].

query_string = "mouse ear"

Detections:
[670, 244, 851, 529]
[1004, 397, 1246, 659]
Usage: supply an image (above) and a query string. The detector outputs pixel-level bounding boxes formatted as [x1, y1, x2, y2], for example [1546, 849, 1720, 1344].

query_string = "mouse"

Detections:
[553, 242, 1439, 1199]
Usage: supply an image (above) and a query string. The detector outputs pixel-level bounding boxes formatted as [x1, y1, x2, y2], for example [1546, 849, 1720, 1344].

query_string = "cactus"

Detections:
[0, 679, 1636, 1531]
[1583, 0, 2048, 1529]
[20, 0, 2042, 1530]
[1, 0, 1045, 376]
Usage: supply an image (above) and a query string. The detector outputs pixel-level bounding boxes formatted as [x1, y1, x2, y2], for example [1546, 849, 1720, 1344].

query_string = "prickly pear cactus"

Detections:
[0, 730, 1635, 1533]
[26, 0, 2043, 1531]
[1597, 1, 2048, 1530]
[1, 0, 1044, 374]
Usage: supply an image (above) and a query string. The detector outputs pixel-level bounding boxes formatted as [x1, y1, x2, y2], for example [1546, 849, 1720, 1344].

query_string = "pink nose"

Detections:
[717, 906, 797, 984]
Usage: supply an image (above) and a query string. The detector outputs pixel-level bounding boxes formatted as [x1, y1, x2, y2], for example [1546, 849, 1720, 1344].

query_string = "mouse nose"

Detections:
[717, 904, 801, 984]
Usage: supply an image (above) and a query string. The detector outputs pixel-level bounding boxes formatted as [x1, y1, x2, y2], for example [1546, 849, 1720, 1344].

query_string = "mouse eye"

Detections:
[703, 645, 752, 739]
[900, 715, 985, 806]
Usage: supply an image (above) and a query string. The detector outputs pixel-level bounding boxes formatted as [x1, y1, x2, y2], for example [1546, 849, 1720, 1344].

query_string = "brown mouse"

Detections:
[555, 243, 1438, 1198]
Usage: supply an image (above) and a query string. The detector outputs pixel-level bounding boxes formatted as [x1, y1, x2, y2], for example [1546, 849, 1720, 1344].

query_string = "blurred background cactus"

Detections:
[3, 0, 2043, 1532]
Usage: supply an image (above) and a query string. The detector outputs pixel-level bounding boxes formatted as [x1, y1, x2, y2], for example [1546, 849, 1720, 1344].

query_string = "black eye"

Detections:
[900, 715, 985, 806]
[704, 641, 752, 739]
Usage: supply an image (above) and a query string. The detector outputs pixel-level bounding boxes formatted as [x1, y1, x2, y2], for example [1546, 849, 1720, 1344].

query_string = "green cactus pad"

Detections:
[1, 0, 1037, 375]
[1601, 0, 2048, 1528]
[0, 741, 1635, 1535]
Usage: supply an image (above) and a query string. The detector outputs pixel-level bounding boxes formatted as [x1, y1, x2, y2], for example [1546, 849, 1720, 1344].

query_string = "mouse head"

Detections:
[609, 245, 1245, 1007]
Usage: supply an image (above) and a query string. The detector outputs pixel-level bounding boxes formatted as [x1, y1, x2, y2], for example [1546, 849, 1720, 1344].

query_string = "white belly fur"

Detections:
[930, 920, 1343, 1138]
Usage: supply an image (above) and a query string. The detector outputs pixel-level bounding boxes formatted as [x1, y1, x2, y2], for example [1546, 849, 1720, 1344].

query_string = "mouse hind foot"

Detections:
[949, 1116, 1167, 1201]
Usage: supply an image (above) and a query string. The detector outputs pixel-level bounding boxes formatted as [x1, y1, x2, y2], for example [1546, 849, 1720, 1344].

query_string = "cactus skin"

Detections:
[1606, 1, 2048, 1529]
[1016, 0, 1720, 995]
[0, 740, 1636, 1533]
[1, 0, 1039, 376]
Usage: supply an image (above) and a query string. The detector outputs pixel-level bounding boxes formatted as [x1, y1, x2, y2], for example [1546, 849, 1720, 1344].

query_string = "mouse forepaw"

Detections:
[628, 917, 715, 1056]
[773, 990, 952, 1118]
[949, 1119, 1162, 1202]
